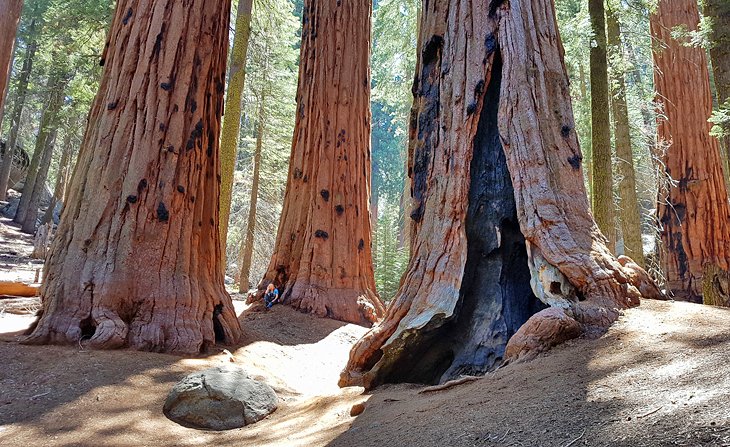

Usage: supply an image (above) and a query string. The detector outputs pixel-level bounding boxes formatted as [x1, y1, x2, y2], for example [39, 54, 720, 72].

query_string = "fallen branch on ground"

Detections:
[0, 282, 39, 297]
[418, 375, 481, 394]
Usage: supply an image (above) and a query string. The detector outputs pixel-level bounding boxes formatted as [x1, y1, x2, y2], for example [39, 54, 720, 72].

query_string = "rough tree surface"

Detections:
[256, 0, 384, 326]
[25, 0, 242, 353]
[218, 0, 253, 255]
[588, 0, 616, 253]
[651, 0, 730, 302]
[340, 0, 661, 390]
[0, 0, 23, 124]
[607, 6, 644, 268]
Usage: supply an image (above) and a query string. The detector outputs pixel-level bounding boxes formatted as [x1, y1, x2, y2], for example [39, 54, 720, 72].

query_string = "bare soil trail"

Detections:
[1, 219, 729, 446]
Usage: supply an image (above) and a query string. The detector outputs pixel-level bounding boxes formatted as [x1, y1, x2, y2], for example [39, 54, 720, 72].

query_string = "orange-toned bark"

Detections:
[0, 0, 22, 124]
[256, 0, 384, 326]
[340, 0, 661, 389]
[651, 0, 730, 301]
[25, 0, 241, 353]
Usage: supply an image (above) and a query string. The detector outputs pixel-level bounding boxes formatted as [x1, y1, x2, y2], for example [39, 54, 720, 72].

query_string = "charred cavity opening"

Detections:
[79, 316, 97, 339]
[378, 52, 545, 386]
[212, 303, 226, 343]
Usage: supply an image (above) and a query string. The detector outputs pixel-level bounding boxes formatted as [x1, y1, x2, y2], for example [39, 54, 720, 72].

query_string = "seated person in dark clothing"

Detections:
[264, 284, 280, 309]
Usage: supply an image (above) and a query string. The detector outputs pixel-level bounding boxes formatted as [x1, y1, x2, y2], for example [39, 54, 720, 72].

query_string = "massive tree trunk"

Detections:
[24, 0, 242, 354]
[588, 0, 616, 253]
[237, 88, 265, 292]
[607, 5, 644, 267]
[14, 69, 65, 226]
[256, 0, 384, 326]
[219, 0, 253, 260]
[41, 131, 73, 226]
[340, 0, 661, 390]
[0, 22, 36, 201]
[0, 0, 23, 126]
[21, 126, 56, 234]
[651, 0, 730, 302]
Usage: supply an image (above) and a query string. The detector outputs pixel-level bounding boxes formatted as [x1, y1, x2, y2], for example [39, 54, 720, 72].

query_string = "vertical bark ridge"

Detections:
[25, 0, 241, 354]
[256, 0, 384, 326]
[651, 0, 730, 301]
[340, 0, 661, 390]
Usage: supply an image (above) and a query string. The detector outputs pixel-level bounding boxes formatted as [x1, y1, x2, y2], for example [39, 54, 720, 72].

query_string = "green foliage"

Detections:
[2, 0, 112, 195]
[373, 199, 409, 302]
[225, 0, 300, 280]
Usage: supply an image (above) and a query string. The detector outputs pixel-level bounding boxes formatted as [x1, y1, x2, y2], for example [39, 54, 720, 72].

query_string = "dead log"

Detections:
[0, 281, 39, 297]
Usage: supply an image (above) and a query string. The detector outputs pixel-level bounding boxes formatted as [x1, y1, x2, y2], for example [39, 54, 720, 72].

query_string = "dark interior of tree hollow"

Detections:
[383, 53, 546, 385]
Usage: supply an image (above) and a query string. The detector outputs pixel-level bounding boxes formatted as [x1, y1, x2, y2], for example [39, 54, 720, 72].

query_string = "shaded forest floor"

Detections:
[1, 219, 729, 446]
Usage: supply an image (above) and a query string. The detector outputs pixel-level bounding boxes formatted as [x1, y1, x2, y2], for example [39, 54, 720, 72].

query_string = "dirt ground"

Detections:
[1, 219, 730, 447]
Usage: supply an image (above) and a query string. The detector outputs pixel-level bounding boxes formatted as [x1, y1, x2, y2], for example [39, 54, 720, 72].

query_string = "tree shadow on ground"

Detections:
[325, 300, 730, 447]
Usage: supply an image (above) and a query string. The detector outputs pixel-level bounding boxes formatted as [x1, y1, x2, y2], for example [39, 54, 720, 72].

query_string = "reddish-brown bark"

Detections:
[256, 0, 384, 326]
[340, 0, 661, 390]
[651, 0, 730, 301]
[0, 0, 23, 125]
[24, 0, 242, 353]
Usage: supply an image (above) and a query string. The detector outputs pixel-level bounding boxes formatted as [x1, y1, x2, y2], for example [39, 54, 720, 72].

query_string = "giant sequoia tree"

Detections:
[651, 0, 730, 302]
[255, 0, 384, 326]
[25, 0, 242, 353]
[340, 0, 661, 389]
[0, 0, 23, 123]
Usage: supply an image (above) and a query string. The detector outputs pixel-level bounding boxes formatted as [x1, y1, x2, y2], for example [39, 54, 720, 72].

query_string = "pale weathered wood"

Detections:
[24, 0, 241, 353]
[257, 0, 384, 326]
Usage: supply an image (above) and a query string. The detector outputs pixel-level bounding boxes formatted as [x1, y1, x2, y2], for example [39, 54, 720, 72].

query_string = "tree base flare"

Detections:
[250, 281, 384, 327]
[23, 292, 241, 355]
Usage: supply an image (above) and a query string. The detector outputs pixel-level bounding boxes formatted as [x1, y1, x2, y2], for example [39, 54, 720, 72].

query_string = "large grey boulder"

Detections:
[163, 366, 278, 430]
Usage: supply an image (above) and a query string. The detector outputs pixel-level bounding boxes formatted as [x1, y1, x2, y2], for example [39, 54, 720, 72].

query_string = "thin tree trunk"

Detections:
[24, 0, 242, 353]
[0, 24, 36, 201]
[0, 0, 23, 125]
[705, 0, 730, 194]
[257, 0, 384, 326]
[238, 89, 265, 293]
[14, 69, 65, 225]
[589, 0, 616, 253]
[21, 127, 56, 234]
[41, 130, 72, 225]
[340, 0, 661, 390]
[579, 61, 593, 198]
[219, 0, 254, 263]
[651, 0, 730, 302]
[607, 5, 644, 267]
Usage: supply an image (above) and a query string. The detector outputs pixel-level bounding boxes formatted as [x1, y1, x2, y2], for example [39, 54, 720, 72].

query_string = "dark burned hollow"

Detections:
[379, 53, 545, 386]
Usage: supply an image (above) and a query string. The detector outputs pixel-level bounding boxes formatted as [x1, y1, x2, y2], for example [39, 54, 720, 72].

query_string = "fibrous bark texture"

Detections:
[607, 6, 644, 267]
[219, 0, 253, 258]
[0, 0, 23, 126]
[257, 0, 384, 326]
[25, 0, 242, 354]
[651, 0, 730, 301]
[340, 0, 661, 390]
[588, 0, 616, 253]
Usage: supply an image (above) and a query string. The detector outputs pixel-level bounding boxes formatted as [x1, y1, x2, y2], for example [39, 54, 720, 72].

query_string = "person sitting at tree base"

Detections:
[264, 284, 280, 309]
